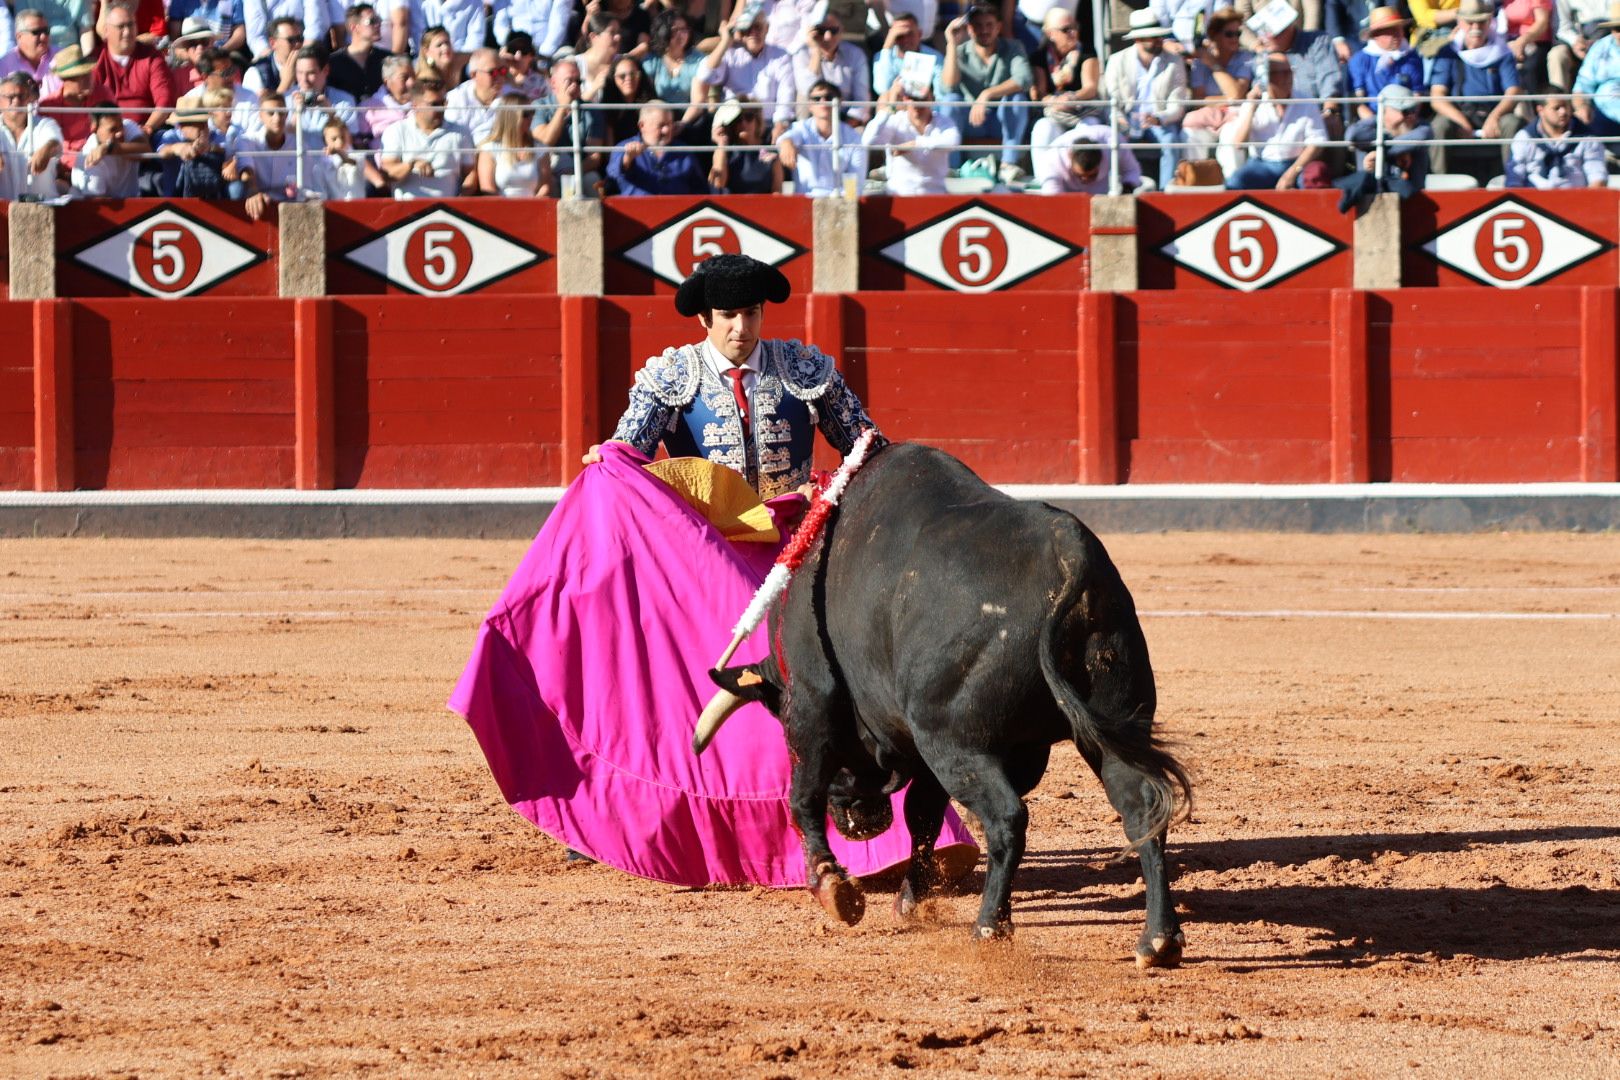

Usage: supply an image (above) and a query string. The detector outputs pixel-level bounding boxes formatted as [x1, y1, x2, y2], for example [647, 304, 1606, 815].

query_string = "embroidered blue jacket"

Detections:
[609, 339, 879, 499]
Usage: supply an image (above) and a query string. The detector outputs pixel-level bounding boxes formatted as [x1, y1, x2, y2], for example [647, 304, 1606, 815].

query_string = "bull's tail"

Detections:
[1038, 539, 1192, 850]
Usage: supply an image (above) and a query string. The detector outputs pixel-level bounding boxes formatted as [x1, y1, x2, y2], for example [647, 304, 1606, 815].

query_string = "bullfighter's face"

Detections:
[701, 303, 764, 365]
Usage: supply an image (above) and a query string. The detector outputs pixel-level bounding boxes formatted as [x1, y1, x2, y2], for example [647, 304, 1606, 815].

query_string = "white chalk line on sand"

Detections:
[14, 607, 1617, 622]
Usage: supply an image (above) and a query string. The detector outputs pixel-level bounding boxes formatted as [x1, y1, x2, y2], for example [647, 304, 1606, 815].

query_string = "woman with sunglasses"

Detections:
[601, 52, 653, 142]
[1180, 6, 1253, 169]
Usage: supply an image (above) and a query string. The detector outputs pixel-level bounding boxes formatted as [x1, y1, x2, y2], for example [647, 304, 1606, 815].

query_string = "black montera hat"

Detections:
[674, 254, 792, 317]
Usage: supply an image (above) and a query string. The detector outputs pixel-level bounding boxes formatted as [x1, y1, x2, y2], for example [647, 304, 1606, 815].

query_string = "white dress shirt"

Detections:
[860, 107, 960, 195]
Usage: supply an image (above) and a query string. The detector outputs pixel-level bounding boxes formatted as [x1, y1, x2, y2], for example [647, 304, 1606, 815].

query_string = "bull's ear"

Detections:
[708, 664, 781, 714]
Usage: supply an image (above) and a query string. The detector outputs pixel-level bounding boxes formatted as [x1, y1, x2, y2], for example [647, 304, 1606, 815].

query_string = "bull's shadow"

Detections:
[1008, 825, 1620, 964]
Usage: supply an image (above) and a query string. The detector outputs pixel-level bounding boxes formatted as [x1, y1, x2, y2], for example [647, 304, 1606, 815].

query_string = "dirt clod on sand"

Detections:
[2, 535, 1619, 1077]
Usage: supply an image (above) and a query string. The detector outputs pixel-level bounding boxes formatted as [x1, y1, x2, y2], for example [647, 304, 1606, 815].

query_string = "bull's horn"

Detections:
[692, 688, 746, 755]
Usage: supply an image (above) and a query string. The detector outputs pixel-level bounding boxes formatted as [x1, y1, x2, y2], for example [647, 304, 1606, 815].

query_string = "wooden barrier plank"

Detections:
[1330, 289, 1371, 483]
[33, 299, 73, 492]
[1077, 291, 1118, 484]
[1389, 437, 1582, 482]
[1580, 286, 1619, 481]
[295, 297, 334, 490]
[561, 294, 600, 484]
[1386, 379, 1582, 438]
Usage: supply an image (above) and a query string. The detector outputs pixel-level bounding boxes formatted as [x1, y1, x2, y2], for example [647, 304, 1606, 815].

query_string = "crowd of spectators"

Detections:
[0, 0, 1617, 207]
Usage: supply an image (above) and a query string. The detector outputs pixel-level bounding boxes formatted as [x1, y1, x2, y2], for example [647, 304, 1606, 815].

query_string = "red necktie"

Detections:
[724, 367, 750, 429]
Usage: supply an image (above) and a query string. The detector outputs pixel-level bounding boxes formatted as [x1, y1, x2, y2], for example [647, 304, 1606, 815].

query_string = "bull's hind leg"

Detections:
[895, 769, 950, 919]
[1087, 751, 1184, 968]
[924, 746, 1029, 939]
[789, 736, 866, 927]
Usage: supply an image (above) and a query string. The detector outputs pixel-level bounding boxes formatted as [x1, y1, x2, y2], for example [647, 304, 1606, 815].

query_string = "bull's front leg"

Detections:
[789, 741, 866, 927]
[895, 769, 949, 919]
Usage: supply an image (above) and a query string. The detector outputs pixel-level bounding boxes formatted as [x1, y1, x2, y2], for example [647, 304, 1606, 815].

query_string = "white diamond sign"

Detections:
[69, 206, 265, 298]
[340, 206, 546, 295]
[1158, 198, 1345, 291]
[1417, 197, 1611, 288]
[874, 202, 1079, 292]
[616, 202, 803, 285]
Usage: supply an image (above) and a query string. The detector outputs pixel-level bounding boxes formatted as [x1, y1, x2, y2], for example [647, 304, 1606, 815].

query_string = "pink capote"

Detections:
[448, 441, 976, 887]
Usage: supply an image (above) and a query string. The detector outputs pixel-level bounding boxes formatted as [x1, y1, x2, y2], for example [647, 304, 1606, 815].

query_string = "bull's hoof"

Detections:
[972, 921, 1013, 941]
[1135, 932, 1185, 969]
[813, 871, 866, 926]
[894, 880, 922, 919]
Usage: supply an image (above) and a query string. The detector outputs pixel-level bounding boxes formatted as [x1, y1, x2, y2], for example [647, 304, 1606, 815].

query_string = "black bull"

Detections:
[693, 443, 1193, 967]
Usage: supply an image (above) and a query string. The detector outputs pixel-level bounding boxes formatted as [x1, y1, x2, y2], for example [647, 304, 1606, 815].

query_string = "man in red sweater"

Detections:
[92, 0, 176, 139]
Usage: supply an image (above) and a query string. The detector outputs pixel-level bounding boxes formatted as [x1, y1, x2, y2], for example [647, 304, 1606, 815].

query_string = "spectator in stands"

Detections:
[288, 45, 359, 148]
[246, 0, 329, 60]
[1257, 0, 1346, 131]
[35, 0, 96, 52]
[695, 10, 795, 138]
[1550, 1, 1608, 91]
[196, 49, 259, 134]
[604, 54, 655, 144]
[428, 0, 492, 75]
[445, 47, 513, 144]
[1574, 4, 1620, 138]
[1037, 122, 1142, 192]
[873, 12, 945, 102]
[168, 18, 216, 98]
[496, 0, 576, 64]
[1033, 6, 1099, 103]
[943, 3, 1035, 184]
[71, 103, 150, 196]
[1335, 82, 1431, 210]
[576, 12, 624, 103]
[887, 0, 941, 39]
[237, 92, 299, 214]
[861, 86, 961, 194]
[777, 76, 865, 193]
[533, 57, 607, 193]
[1429, 0, 1524, 176]
[1151, 0, 1218, 52]
[707, 97, 783, 192]
[361, 54, 413, 141]
[1, 9, 61, 97]
[155, 99, 230, 196]
[1501, 0, 1554, 90]
[607, 99, 707, 193]
[1013, 0, 1090, 71]
[642, 9, 703, 103]
[791, 10, 871, 124]
[380, 75, 474, 196]
[381, 0, 424, 59]
[203, 85, 244, 157]
[244, 18, 302, 97]
[0, 72, 61, 199]
[1181, 7, 1251, 168]
[1507, 92, 1608, 185]
[39, 45, 98, 165]
[417, 26, 461, 90]
[109, 0, 169, 45]
[1103, 8, 1187, 190]
[1405, 0, 1462, 59]
[478, 91, 551, 195]
[167, 0, 246, 55]
[1224, 51, 1327, 188]
[582, 0, 652, 59]
[500, 33, 548, 100]
[1350, 8, 1424, 120]
[329, 5, 391, 100]
[93, 0, 177, 145]
[311, 115, 370, 197]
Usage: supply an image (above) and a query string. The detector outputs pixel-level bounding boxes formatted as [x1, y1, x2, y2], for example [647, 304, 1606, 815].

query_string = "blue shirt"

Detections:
[1429, 48, 1521, 98]
[780, 118, 866, 197]
[167, 0, 243, 44]
[1348, 47, 1425, 101]
[607, 136, 709, 195]
[1575, 34, 1620, 124]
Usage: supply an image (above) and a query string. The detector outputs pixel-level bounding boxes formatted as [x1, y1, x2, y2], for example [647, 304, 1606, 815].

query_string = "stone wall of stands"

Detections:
[3, 191, 1618, 490]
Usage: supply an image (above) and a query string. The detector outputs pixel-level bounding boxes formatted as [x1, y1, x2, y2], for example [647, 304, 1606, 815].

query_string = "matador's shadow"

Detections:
[1007, 826, 1620, 964]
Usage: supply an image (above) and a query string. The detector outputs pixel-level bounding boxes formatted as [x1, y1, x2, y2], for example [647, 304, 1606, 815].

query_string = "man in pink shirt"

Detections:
[0, 9, 62, 98]
[92, 0, 176, 138]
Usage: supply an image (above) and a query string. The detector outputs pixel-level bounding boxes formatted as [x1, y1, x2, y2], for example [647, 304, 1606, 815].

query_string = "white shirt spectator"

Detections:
[887, 0, 940, 38]
[697, 42, 795, 127]
[71, 120, 143, 197]
[380, 117, 472, 197]
[0, 113, 63, 200]
[1036, 121, 1141, 193]
[765, 0, 819, 54]
[780, 116, 865, 195]
[1506, 126, 1608, 188]
[424, 0, 491, 53]
[1243, 100, 1326, 163]
[235, 132, 302, 196]
[791, 40, 871, 119]
[312, 151, 367, 198]
[0, 8, 12, 58]
[1150, 0, 1216, 51]
[1556, 0, 1609, 47]
[245, 0, 332, 61]
[444, 77, 513, 144]
[288, 85, 359, 148]
[495, 0, 572, 56]
[379, 0, 426, 53]
[860, 106, 959, 194]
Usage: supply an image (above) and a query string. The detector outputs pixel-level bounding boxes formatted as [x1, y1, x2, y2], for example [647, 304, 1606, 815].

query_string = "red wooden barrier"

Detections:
[1402, 191, 1618, 289]
[0, 202, 10, 302]
[602, 195, 812, 296]
[1137, 191, 1353, 291]
[326, 199, 556, 295]
[331, 296, 564, 487]
[0, 299, 33, 489]
[858, 195, 1088, 292]
[55, 200, 277, 298]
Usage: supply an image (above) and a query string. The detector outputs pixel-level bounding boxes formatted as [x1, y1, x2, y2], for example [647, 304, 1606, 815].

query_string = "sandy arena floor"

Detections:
[2, 533, 1618, 1078]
